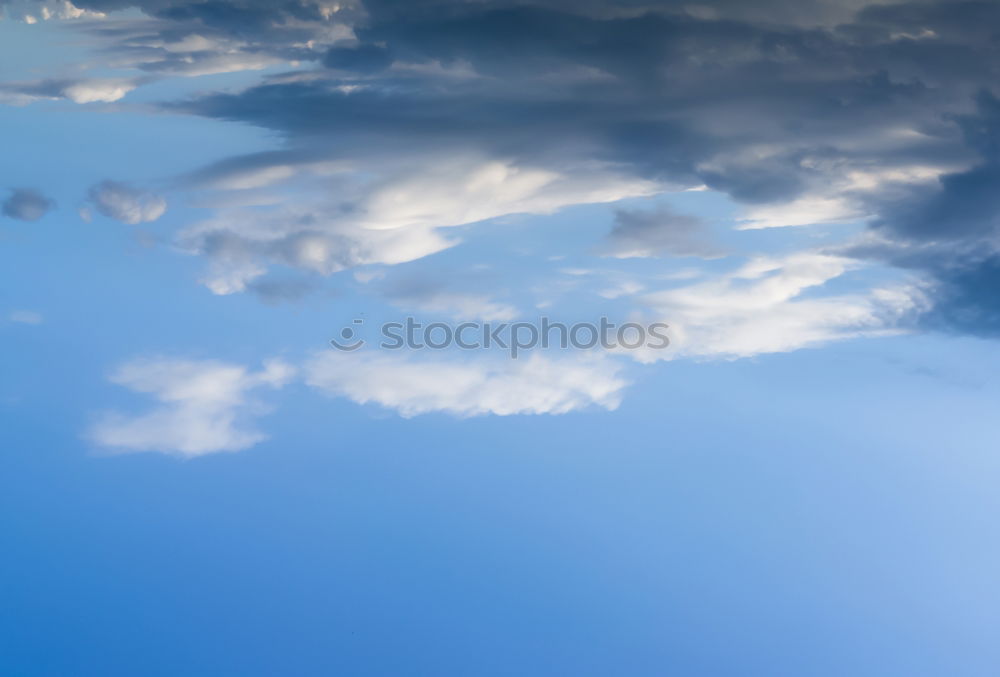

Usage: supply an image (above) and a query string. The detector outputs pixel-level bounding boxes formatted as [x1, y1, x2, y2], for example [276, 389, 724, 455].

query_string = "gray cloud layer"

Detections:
[6, 0, 999, 334]
[600, 205, 725, 258]
[153, 0, 1000, 333]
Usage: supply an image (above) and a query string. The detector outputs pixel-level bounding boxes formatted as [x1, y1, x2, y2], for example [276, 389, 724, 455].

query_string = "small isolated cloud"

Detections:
[9, 310, 43, 325]
[0, 78, 139, 106]
[2, 188, 54, 222]
[600, 206, 725, 259]
[89, 357, 294, 457]
[305, 351, 627, 417]
[86, 181, 167, 224]
[60, 79, 138, 104]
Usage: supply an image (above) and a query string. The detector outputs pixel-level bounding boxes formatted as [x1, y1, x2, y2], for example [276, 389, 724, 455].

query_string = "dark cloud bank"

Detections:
[13, 0, 1000, 333]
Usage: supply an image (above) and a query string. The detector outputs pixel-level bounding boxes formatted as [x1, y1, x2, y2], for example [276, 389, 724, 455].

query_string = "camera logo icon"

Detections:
[330, 318, 365, 351]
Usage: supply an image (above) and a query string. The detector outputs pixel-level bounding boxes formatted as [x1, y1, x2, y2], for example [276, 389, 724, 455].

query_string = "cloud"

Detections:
[635, 252, 928, 360]
[156, 0, 996, 330]
[18, 0, 361, 82]
[378, 270, 518, 321]
[89, 357, 294, 457]
[0, 0, 104, 23]
[86, 180, 167, 224]
[387, 291, 518, 322]
[305, 351, 627, 417]
[61, 78, 139, 103]
[0, 78, 141, 105]
[600, 205, 725, 258]
[176, 157, 654, 293]
[8, 310, 43, 325]
[842, 91, 1000, 336]
[88, 348, 626, 453]
[355, 158, 658, 231]
[7, 0, 1000, 337]
[2, 188, 54, 222]
[178, 206, 455, 294]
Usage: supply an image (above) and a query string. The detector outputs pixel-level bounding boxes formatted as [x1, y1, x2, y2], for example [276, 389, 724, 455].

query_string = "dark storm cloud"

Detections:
[2, 188, 55, 222]
[71, 0, 366, 30]
[323, 43, 393, 72]
[170, 2, 981, 193]
[14, 0, 996, 331]
[875, 92, 1000, 242]
[852, 92, 1000, 335]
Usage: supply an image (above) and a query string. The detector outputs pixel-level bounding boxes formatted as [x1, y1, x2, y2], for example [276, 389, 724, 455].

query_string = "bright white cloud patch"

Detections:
[87, 181, 167, 224]
[358, 158, 659, 231]
[635, 253, 928, 360]
[89, 358, 294, 457]
[61, 79, 137, 104]
[305, 351, 627, 417]
[179, 157, 657, 294]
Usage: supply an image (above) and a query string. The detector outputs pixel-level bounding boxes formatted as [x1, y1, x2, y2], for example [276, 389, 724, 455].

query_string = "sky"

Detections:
[2, 1, 1000, 675]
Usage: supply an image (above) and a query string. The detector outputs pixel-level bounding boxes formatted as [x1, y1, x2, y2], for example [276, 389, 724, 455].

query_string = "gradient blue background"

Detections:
[4, 13, 1000, 677]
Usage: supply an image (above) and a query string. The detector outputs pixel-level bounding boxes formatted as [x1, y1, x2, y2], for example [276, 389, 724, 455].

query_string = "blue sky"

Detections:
[3, 2, 1000, 675]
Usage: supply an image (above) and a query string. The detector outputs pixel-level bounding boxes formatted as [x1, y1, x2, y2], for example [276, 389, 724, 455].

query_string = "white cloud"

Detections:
[305, 351, 627, 417]
[358, 157, 658, 231]
[89, 358, 294, 457]
[1, 1, 103, 22]
[634, 252, 928, 360]
[736, 163, 954, 229]
[61, 78, 137, 104]
[87, 181, 167, 224]
[385, 288, 518, 322]
[0, 78, 138, 106]
[152, 52, 286, 77]
[9, 310, 43, 325]
[181, 156, 657, 294]
[737, 195, 863, 230]
[411, 293, 518, 322]
[180, 210, 454, 295]
[598, 280, 645, 299]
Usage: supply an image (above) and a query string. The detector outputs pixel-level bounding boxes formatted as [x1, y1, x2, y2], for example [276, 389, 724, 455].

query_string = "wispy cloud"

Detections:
[89, 357, 294, 457]
[84, 181, 167, 225]
[305, 351, 627, 417]
[8, 310, 43, 325]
